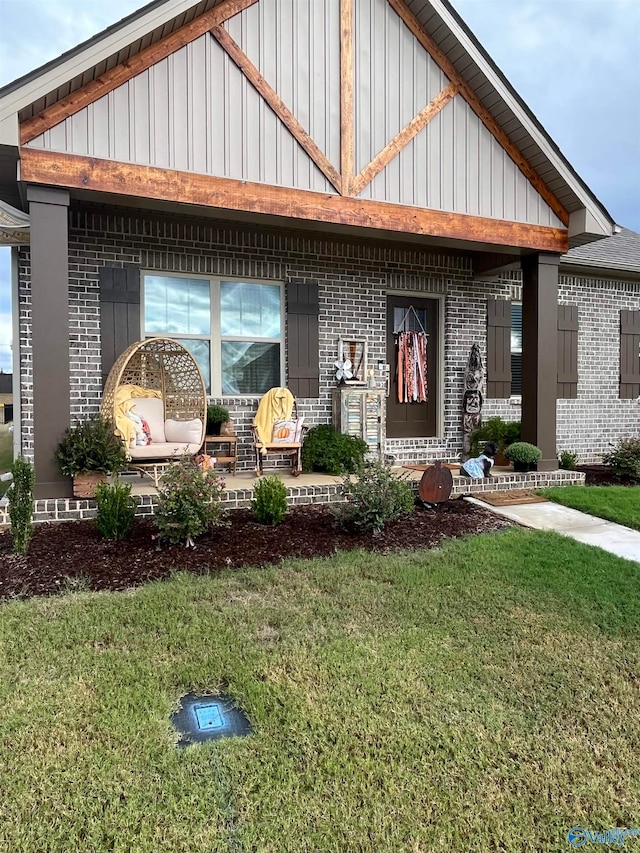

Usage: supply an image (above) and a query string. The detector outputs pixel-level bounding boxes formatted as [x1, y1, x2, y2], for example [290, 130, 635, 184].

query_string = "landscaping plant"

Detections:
[558, 449, 578, 470]
[7, 455, 34, 556]
[153, 460, 227, 546]
[602, 436, 640, 480]
[334, 461, 414, 533]
[94, 480, 136, 540]
[206, 404, 230, 435]
[55, 415, 127, 476]
[505, 441, 542, 471]
[251, 475, 288, 526]
[469, 417, 520, 458]
[302, 424, 368, 475]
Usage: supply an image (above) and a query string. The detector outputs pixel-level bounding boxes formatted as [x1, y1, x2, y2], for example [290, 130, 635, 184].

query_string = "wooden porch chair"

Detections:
[250, 387, 307, 476]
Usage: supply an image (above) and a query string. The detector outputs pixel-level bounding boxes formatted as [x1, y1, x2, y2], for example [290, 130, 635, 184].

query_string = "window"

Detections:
[510, 302, 522, 396]
[142, 273, 284, 395]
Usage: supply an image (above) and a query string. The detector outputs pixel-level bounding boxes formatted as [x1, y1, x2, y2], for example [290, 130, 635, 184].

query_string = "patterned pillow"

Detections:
[271, 418, 304, 443]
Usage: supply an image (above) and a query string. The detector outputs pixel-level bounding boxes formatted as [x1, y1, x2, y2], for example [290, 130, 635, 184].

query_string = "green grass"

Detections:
[1, 529, 639, 852]
[540, 484, 640, 531]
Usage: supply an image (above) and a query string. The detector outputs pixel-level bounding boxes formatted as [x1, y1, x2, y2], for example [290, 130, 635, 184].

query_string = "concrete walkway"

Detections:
[466, 497, 640, 564]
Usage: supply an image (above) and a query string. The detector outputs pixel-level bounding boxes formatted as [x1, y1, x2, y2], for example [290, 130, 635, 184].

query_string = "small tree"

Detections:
[8, 456, 35, 556]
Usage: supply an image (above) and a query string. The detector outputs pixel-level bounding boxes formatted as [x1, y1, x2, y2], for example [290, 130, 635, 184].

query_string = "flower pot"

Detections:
[512, 461, 536, 473]
[73, 472, 109, 498]
[220, 419, 235, 437]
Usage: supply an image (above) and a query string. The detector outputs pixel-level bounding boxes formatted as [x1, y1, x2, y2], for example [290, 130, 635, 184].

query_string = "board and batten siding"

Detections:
[26, 0, 562, 228]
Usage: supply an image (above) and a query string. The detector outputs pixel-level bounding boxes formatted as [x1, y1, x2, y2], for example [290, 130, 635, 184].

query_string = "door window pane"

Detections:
[145, 276, 211, 335]
[511, 303, 522, 395]
[220, 282, 281, 338]
[221, 342, 280, 395]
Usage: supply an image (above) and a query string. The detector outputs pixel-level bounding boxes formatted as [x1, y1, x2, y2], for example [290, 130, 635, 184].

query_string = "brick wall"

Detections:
[16, 206, 640, 469]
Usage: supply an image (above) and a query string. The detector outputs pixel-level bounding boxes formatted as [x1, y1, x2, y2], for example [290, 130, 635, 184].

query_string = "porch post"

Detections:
[520, 252, 560, 472]
[27, 186, 73, 498]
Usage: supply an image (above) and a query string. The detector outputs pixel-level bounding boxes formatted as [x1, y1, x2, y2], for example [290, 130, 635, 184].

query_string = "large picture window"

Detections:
[142, 273, 284, 395]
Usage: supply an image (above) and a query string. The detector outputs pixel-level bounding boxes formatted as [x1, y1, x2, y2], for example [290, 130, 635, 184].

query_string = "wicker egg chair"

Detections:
[101, 337, 207, 485]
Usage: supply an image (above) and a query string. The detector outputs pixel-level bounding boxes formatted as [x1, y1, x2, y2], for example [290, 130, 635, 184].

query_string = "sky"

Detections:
[0, 0, 638, 375]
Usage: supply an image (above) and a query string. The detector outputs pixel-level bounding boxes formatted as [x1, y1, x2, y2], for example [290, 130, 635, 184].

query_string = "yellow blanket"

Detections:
[253, 387, 294, 451]
[114, 384, 163, 446]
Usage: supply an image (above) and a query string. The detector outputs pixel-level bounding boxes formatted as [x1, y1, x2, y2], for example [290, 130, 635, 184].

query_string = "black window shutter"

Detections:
[620, 309, 640, 399]
[286, 280, 320, 398]
[99, 266, 140, 385]
[557, 304, 578, 399]
[486, 298, 511, 398]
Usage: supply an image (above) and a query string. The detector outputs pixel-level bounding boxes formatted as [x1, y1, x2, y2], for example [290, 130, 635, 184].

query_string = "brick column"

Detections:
[521, 252, 560, 472]
[27, 186, 73, 498]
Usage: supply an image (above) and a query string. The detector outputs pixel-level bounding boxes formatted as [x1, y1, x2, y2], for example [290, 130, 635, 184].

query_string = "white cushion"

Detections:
[271, 417, 304, 443]
[164, 418, 203, 445]
[131, 397, 165, 443]
[128, 441, 202, 459]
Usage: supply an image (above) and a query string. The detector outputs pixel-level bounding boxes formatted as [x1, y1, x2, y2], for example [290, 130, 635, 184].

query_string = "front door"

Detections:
[386, 294, 438, 438]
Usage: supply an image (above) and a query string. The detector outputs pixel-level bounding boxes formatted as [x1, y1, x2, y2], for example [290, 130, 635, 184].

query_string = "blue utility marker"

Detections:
[171, 693, 252, 747]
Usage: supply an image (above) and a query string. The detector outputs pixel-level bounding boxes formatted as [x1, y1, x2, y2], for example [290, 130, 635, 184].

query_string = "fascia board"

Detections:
[0, 0, 207, 145]
[432, 0, 615, 238]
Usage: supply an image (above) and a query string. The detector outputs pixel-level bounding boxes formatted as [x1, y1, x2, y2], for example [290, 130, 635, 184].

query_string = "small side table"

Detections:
[204, 435, 238, 474]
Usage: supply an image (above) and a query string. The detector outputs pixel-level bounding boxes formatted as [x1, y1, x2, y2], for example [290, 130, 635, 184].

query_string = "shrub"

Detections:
[602, 437, 640, 480]
[55, 415, 127, 476]
[7, 456, 34, 556]
[558, 450, 578, 470]
[94, 480, 136, 540]
[302, 425, 368, 475]
[470, 417, 520, 457]
[252, 476, 288, 526]
[505, 442, 542, 464]
[333, 461, 414, 534]
[206, 404, 230, 435]
[153, 460, 227, 546]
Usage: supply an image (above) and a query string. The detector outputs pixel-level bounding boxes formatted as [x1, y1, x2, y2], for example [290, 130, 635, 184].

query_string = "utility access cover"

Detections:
[171, 693, 252, 748]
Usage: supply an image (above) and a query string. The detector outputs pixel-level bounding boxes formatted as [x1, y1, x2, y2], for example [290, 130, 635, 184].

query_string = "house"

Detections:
[0, 371, 12, 425]
[0, 0, 635, 500]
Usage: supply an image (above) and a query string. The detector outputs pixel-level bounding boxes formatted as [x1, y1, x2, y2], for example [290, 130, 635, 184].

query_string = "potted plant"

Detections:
[504, 441, 542, 473]
[469, 417, 520, 464]
[55, 415, 128, 498]
[206, 404, 231, 436]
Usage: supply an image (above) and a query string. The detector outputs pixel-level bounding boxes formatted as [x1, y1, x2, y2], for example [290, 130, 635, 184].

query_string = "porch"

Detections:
[0, 465, 585, 526]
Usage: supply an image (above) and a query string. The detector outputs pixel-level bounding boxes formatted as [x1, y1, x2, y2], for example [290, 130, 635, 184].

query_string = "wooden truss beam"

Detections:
[352, 82, 459, 196]
[20, 0, 258, 144]
[210, 26, 342, 194]
[386, 0, 570, 227]
[340, 0, 355, 196]
[19, 148, 569, 253]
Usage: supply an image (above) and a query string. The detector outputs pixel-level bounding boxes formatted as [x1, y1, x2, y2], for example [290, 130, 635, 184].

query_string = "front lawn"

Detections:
[540, 484, 640, 531]
[1, 529, 638, 852]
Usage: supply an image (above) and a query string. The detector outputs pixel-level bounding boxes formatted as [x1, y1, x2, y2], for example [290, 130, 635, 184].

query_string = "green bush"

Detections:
[206, 404, 230, 435]
[558, 450, 578, 470]
[302, 425, 368, 475]
[469, 417, 520, 457]
[94, 480, 136, 540]
[55, 415, 127, 476]
[153, 460, 227, 546]
[602, 437, 640, 480]
[252, 476, 288, 526]
[7, 456, 34, 556]
[333, 461, 414, 534]
[505, 442, 542, 464]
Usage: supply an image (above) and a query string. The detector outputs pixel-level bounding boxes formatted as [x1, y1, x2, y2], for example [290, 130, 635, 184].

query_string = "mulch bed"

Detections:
[0, 499, 513, 601]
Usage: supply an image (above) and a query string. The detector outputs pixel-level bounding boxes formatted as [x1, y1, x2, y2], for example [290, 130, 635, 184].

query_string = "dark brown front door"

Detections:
[386, 294, 438, 438]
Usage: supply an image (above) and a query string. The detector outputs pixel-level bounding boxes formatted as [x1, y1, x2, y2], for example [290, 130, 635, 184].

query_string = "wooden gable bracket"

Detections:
[386, 0, 570, 227]
[209, 25, 343, 194]
[19, 0, 259, 145]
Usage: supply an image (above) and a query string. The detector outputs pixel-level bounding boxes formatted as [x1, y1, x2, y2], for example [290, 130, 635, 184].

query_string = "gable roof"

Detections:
[0, 0, 615, 247]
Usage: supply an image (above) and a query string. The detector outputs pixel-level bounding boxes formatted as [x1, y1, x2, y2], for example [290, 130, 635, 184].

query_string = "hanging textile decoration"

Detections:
[462, 343, 486, 456]
[396, 331, 428, 402]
